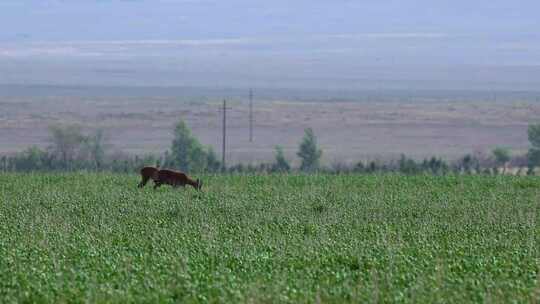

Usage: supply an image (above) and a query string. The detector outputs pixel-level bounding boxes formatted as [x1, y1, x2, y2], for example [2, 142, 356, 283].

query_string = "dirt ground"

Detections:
[1, 95, 538, 166]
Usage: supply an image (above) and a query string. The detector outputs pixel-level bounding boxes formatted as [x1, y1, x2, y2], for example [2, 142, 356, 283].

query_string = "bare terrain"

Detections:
[1, 92, 539, 166]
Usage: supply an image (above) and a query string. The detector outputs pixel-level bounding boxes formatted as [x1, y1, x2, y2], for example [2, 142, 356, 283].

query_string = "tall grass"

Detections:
[0, 173, 538, 303]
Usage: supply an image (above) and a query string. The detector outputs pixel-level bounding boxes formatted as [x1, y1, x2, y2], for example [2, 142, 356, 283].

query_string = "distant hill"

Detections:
[0, 84, 538, 103]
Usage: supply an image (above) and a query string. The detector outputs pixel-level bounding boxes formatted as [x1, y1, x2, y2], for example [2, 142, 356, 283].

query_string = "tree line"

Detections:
[2, 120, 540, 175]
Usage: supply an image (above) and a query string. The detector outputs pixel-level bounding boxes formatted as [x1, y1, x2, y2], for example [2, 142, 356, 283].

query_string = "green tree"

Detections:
[13, 146, 49, 171]
[170, 120, 207, 172]
[297, 128, 322, 172]
[528, 149, 540, 174]
[83, 129, 109, 170]
[0, 155, 6, 172]
[399, 154, 420, 175]
[205, 146, 221, 173]
[272, 145, 290, 173]
[458, 154, 477, 174]
[424, 157, 449, 175]
[492, 147, 511, 174]
[48, 124, 85, 169]
[528, 123, 540, 173]
[528, 124, 540, 148]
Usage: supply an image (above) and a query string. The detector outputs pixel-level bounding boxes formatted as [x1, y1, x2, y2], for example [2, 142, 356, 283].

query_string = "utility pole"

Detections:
[249, 88, 253, 142]
[221, 99, 230, 171]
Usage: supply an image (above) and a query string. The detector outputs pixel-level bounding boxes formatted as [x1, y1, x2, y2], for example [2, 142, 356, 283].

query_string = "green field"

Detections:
[0, 173, 538, 303]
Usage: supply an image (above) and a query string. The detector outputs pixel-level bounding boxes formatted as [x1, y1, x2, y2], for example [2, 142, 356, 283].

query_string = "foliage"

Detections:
[528, 123, 540, 171]
[8, 146, 51, 171]
[454, 154, 481, 174]
[527, 148, 540, 171]
[492, 147, 511, 166]
[0, 173, 538, 303]
[421, 156, 449, 175]
[398, 154, 421, 175]
[271, 145, 290, 173]
[48, 124, 86, 169]
[297, 128, 322, 172]
[0, 122, 525, 175]
[205, 146, 222, 173]
[527, 123, 540, 148]
[169, 120, 208, 172]
[82, 129, 109, 170]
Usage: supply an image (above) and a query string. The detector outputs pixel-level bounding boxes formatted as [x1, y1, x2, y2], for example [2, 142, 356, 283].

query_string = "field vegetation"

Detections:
[0, 173, 538, 302]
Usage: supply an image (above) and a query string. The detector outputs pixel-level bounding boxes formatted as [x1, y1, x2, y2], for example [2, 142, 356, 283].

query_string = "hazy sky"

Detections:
[1, 0, 539, 41]
[1, 1, 539, 89]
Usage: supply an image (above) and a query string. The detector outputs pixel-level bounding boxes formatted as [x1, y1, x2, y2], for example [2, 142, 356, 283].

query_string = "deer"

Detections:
[138, 166, 202, 191]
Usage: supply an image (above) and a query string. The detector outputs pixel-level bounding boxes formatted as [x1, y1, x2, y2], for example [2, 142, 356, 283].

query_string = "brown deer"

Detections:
[138, 166, 202, 191]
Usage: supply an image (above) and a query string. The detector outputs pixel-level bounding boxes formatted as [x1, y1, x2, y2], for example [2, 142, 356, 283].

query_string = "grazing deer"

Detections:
[138, 166, 202, 191]
[153, 169, 202, 191]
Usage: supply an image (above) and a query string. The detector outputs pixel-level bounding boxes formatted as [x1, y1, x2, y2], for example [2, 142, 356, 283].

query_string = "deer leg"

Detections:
[138, 176, 149, 188]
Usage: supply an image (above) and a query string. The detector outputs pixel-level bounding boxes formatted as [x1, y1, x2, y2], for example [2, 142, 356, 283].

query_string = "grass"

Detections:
[0, 173, 538, 303]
